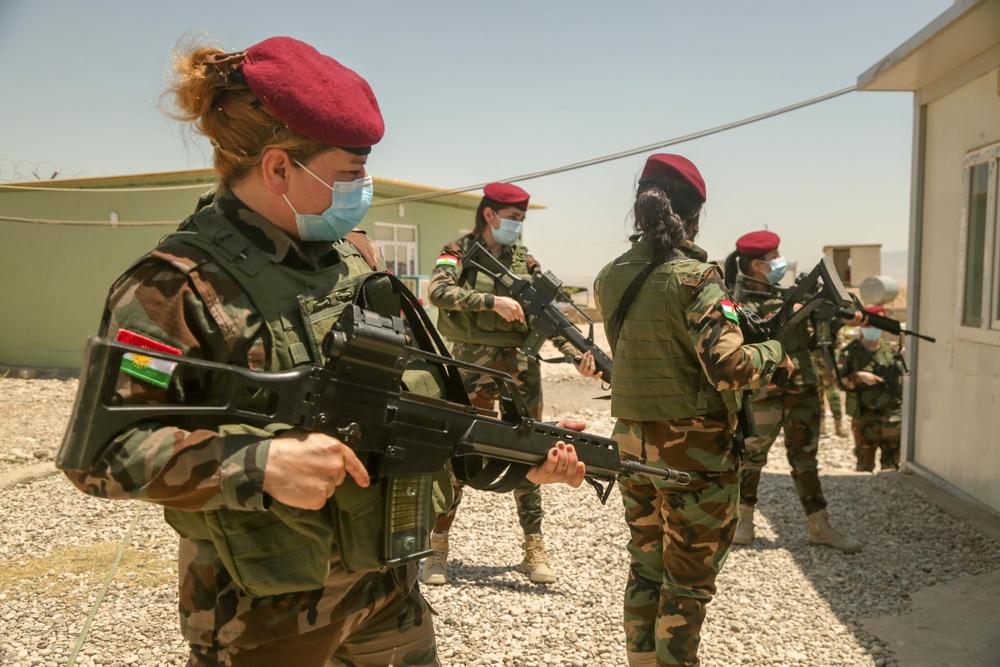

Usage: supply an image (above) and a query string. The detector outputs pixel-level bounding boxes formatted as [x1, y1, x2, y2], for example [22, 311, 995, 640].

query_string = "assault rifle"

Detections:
[737, 264, 936, 344]
[463, 242, 615, 383]
[57, 305, 686, 566]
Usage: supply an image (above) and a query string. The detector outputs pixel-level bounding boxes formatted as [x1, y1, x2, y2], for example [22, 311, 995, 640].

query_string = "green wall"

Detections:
[1, 172, 479, 369]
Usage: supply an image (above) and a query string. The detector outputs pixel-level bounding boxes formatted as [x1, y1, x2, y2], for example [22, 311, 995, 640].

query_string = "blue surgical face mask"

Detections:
[861, 327, 882, 341]
[765, 256, 788, 284]
[283, 160, 373, 242]
[491, 217, 523, 246]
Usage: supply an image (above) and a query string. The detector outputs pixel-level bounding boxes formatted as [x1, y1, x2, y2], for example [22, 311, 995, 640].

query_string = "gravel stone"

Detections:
[2, 327, 998, 666]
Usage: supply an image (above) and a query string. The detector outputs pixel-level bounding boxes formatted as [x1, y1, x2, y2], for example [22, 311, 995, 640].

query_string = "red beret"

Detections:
[242, 37, 384, 149]
[483, 182, 530, 207]
[865, 305, 887, 316]
[735, 230, 781, 256]
[639, 154, 706, 203]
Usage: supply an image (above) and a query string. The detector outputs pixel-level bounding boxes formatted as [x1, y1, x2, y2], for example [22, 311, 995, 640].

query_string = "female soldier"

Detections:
[60, 37, 584, 667]
[594, 154, 790, 667]
[426, 182, 600, 585]
[839, 305, 905, 472]
[725, 231, 863, 553]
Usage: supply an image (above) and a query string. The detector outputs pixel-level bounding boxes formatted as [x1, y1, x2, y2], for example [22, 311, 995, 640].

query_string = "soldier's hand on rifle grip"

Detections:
[525, 419, 586, 487]
[855, 371, 884, 386]
[573, 351, 603, 379]
[263, 429, 371, 510]
[771, 354, 795, 388]
[492, 295, 525, 323]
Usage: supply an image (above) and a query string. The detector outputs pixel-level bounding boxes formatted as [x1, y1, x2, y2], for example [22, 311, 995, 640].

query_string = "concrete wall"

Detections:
[915, 69, 1000, 512]
[0, 173, 478, 369]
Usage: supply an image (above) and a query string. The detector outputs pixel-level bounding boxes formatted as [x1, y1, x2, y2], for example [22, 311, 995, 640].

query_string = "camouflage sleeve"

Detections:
[428, 242, 488, 311]
[63, 247, 273, 512]
[837, 341, 862, 389]
[687, 266, 784, 391]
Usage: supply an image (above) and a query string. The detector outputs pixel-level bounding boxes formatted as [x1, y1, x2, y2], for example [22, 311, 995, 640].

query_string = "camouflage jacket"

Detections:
[428, 233, 576, 356]
[63, 185, 402, 647]
[595, 239, 784, 472]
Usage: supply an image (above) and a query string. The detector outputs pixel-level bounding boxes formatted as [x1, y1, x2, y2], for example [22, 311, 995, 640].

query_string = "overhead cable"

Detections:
[369, 85, 857, 208]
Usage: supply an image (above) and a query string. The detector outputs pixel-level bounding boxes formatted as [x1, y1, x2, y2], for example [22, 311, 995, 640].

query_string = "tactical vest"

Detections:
[436, 241, 533, 347]
[154, 208, 448, 597]
[597, 243, 741, 421]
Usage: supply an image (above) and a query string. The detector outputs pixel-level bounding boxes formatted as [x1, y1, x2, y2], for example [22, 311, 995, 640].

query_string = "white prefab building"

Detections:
[858, 0, 1000, 514]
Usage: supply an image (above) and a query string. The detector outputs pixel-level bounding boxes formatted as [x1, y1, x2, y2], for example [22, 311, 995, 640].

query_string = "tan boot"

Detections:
[519, 534, 557, 584]
[834, 417, 847, 437]
[819, 416, 829, 436]
[420, 532, 449, 585]
[807, 509, 862, 553]
[733, 503, 756, 545]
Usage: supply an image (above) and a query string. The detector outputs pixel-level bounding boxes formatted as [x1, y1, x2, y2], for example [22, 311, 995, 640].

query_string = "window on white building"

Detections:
[374, 222, 418, 276]
[960, 143, 1000, 330]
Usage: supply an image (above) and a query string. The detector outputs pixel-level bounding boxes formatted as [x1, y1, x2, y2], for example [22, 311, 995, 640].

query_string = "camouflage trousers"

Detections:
[186, 558, 437, 666]
[813, 352, 843, 420]
[852, 408, 902, 472]
[616, 423, 739, 667]
[740, 384, 827, 516]
[433, 341, 544, 536]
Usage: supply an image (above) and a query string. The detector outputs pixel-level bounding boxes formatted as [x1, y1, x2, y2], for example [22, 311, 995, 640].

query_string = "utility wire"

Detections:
[369, 85, 857, 208]
[1, 86, 855, 224]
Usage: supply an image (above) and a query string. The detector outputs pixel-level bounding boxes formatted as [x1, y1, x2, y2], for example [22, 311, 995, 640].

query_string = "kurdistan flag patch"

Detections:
[436, 254, 459, 268]
[720, 299, 739, 324]
[116, 329, 182, 388]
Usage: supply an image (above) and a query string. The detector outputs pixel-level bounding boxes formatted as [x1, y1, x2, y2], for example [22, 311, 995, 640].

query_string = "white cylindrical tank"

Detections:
[859, 275, 899, 305]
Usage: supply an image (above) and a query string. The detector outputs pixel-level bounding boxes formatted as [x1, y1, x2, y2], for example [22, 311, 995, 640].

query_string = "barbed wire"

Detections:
[0, 159, 91, 183]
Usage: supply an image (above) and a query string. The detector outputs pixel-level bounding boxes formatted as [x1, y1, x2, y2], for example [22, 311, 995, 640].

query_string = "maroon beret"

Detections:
[483, 182, 530, 207]
[865, 305, 887, 316]
[639, 154, 706, 203]
[242, 37, 384, 149]
[735, 230, 781, 255]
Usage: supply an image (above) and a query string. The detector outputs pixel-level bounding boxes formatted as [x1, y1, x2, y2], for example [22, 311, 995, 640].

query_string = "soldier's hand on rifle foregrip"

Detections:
[855, 371, 883, 386]
[573, 350, 603, 379]
[525, 419, 587, 487]
[492, 295, 525, 323]
[264, 429, 371, 510]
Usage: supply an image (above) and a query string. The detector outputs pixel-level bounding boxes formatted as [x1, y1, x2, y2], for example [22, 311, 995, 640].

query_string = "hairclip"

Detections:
[205, 51, 247, 85]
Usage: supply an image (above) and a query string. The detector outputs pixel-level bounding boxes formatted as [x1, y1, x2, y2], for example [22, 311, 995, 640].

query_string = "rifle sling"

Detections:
[605, 253, 670, 352]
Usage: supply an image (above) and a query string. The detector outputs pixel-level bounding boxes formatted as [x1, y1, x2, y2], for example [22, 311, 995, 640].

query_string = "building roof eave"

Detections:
[857, 0, 1000, 92]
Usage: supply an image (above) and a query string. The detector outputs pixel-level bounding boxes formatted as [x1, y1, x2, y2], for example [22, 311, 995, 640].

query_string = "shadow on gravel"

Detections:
[734, 468, 1000, 666]
[443, 562, 571, 597]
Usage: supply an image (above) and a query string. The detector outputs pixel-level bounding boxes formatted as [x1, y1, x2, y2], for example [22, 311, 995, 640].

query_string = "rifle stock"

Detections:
[463, 242, 614, 383]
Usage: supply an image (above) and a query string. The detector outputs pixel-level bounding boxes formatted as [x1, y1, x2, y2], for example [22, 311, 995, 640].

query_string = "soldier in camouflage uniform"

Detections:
[424, 182, 600, 586]
[838, 305, 904, 472]
[59, 37, 585, 667]
[724, 230, 863, 554]
[595, 154, 790, 667]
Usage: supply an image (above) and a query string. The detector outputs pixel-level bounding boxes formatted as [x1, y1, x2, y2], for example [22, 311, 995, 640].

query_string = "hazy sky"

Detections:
[0, 0, 946, 285]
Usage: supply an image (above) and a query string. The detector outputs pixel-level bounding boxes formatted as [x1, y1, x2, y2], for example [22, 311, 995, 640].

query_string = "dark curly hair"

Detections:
[632, 179, 703, 255]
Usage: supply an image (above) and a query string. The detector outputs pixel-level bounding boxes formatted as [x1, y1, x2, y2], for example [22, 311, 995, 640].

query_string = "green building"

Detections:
[0, 169, 516, 370]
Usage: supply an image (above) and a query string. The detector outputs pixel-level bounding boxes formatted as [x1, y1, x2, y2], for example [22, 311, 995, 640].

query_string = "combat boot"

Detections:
[420, 532, 449, 585]
[519, 533, 557, 584]
[733, 503, 756, 545]
[834, 417, 847, 437]
[806, 509, 862, 554]
[626, 650, 657, 667]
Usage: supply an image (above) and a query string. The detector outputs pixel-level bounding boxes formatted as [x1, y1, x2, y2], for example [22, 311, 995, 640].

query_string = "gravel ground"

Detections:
[1, 330, 999, 667]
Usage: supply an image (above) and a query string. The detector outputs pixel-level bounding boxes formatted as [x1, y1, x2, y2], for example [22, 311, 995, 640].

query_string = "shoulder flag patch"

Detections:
[435, 254, 459, 268]
[116, 329, 182, 388]
[720, 299, 740, 324]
